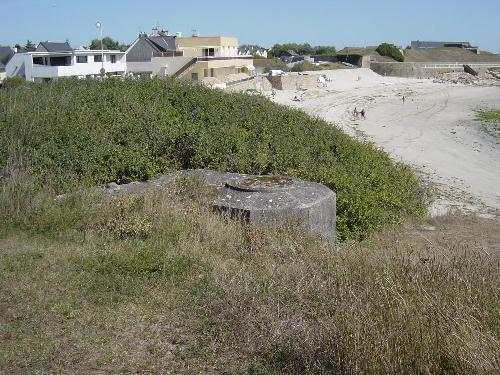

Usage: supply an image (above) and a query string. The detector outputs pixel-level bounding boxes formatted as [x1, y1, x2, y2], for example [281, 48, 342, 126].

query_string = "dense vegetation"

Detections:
[0, 78, 426, 240]
[0, 78, 425, 240]
[376, 43, 404, 62]
[269, 43, 336, 57]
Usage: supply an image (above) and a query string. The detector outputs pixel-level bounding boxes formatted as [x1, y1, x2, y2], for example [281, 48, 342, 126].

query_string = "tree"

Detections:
[240, 44, 264, 50]
[314, 46, 336, 55]
[269, 43, 336, 57]
[376, 43, 404, 62]
[25, 40, 35, 50]
[89, 37, 128, 52]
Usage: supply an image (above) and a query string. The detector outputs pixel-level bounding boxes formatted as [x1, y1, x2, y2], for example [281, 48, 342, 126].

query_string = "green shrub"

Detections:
[1, 76, 26, 89]
[290, 61, 321, 72]
[254, 58, 290, 73]
[0, 78, 426, 240]
[376, 43, 404, 62]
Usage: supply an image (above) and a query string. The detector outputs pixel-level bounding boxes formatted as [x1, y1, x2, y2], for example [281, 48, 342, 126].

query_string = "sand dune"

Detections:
[273, 69, 500, 217]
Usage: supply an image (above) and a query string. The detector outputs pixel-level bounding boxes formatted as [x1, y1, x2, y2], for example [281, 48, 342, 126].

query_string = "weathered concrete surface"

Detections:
[104, 169, 336, 242]
[370, 62, 464, 79]
[225, 76, 273, 92]
[267, 74, 322, 90]
[212, 172, 336, 243]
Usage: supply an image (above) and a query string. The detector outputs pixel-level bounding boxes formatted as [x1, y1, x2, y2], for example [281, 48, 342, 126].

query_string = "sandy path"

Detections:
[273, 69, 500, 217]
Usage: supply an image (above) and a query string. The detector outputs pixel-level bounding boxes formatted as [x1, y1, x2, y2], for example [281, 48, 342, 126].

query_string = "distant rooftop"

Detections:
[36, 41, 73, 52]
[137, 28, 176, 52]
[0, 46, 15, 60]
[410, 41, 476, 49]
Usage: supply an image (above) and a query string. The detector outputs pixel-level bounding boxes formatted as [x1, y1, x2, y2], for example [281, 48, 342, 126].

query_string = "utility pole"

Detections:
[96, 21, 105, 77]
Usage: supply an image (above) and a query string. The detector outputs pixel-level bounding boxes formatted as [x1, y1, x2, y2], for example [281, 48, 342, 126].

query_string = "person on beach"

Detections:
[353, 107, 359, 119]
[402, 95, 405, 104]
[360, 109, 366, 119]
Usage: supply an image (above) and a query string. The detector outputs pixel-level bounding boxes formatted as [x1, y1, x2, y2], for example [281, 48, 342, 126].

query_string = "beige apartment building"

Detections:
[139, 32, 254, 87]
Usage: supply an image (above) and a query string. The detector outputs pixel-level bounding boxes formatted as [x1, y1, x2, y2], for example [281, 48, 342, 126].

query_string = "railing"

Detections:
[226, 75, 255, 87]
[152, 51, 184, 57]
[173, 56, 254, 78]
[196, 56, 253, 62]
[371, 62, 500, 69]
[173, 58, 197, 78]
[31, 62, 127, 78]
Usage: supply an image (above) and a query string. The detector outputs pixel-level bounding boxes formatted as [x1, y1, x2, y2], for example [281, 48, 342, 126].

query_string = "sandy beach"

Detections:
[273, 69, 500, 217]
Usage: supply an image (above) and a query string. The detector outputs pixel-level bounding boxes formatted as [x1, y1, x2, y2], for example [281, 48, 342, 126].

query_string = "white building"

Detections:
[238, 46, 268, 58]
[6, 42, 126, 82]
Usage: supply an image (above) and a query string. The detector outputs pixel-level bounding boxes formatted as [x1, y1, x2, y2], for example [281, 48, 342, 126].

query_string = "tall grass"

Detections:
[0, 183, 498, 374]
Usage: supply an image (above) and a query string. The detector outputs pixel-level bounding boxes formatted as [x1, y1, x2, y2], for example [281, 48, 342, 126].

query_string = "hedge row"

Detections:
[0, 78, 425, 240]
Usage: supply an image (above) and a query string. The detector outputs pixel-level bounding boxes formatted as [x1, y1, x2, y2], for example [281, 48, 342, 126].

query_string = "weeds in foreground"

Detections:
[0, 181, 498, 374]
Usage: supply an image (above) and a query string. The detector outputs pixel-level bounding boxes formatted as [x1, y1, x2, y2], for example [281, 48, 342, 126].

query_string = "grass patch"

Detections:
[475, 108, 500, 139]
[253, 58, 290, 73]
[476, 108, 500, 123]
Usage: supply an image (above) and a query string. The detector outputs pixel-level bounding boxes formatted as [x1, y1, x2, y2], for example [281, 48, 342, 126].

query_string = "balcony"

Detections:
[31, 61, 127, 78]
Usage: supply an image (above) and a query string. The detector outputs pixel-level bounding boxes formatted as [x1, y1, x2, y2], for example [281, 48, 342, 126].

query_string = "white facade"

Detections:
[6, 49, 126, 82]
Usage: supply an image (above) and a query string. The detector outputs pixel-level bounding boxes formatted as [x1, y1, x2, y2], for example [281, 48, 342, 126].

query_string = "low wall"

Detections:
[226, 76, 273, 92]
[267, 74, 321, 90]
[370, 62, 464, 78]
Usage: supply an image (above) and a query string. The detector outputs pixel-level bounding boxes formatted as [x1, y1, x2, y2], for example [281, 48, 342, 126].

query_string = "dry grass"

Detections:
[1, 182, 499, 374]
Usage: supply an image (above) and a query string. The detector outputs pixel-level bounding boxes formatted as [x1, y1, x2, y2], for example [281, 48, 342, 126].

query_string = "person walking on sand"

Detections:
[353, 107, 358, 119]
[360, 109, 366, 119]
[402, 95, 405, 104]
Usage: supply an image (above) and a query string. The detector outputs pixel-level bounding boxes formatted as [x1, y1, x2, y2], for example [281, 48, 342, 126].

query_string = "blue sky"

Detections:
[1, 0, 499, 52]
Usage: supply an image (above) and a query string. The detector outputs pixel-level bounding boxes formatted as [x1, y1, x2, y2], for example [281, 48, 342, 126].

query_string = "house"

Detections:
[36, 41, 72, 53]
[126, 29, 254, 86]
[238, 46, 268, 58]
[279, 50, 303, 63]
[0, 46, 15, 64]
[125, 28, 178, 76]
[6, 41, 126, 82]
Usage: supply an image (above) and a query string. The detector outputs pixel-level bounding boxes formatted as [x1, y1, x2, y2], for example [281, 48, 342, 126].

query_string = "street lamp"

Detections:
[95, 21, 105, 77]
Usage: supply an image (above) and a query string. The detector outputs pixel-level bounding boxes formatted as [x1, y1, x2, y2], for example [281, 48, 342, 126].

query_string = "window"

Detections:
[110, 55, 116, 63]
[94, 55, 102, 63]
[202, 48, 215, 57]
[76, 56, 88, 63]
[49, 56, 71, 66]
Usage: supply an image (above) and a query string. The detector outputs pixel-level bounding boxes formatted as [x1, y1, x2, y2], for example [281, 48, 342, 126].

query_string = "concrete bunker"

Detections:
[102, 169, 337, 243]
[211, 172, 336, 243]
